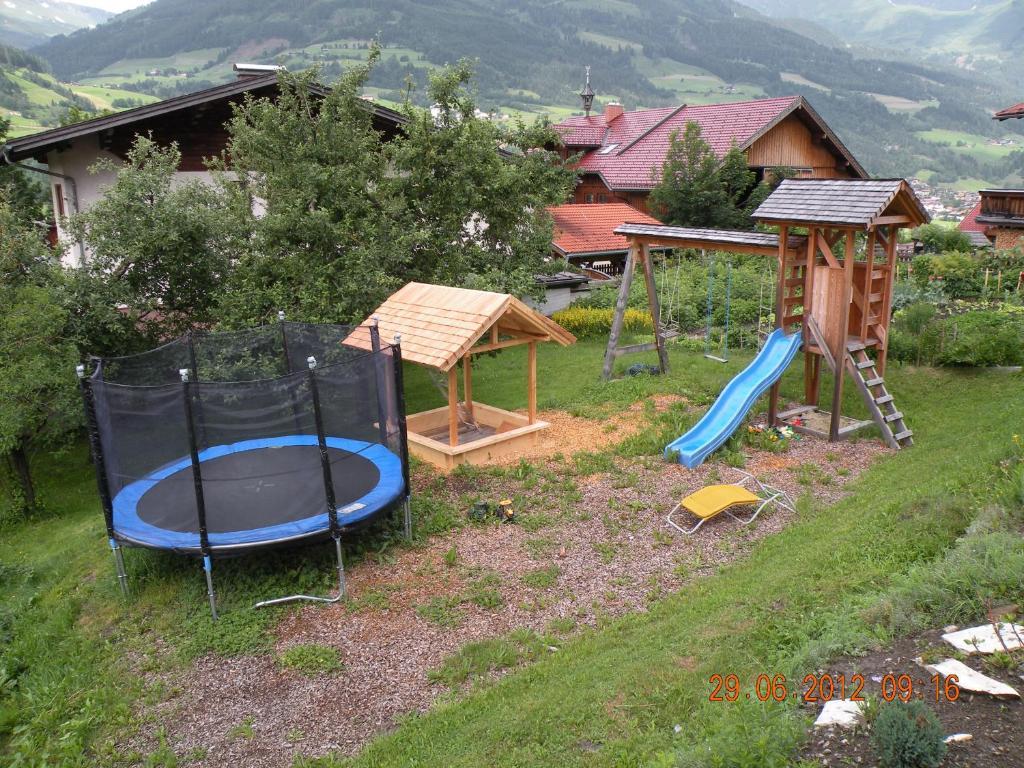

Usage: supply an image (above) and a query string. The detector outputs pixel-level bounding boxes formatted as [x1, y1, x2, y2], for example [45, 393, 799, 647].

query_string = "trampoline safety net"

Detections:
[84, 321, 409, 554]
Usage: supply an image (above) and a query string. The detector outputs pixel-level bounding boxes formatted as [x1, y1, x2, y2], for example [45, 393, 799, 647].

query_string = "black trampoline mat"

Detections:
[137, 445, 381, 533]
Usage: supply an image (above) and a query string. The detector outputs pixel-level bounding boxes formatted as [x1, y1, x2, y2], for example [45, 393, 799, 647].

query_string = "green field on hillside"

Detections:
[917, 128, 1022, 162]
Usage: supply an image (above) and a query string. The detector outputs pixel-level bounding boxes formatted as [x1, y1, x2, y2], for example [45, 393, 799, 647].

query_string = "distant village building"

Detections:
[551, 94, 867, 213]
[0, 64, 407, 266]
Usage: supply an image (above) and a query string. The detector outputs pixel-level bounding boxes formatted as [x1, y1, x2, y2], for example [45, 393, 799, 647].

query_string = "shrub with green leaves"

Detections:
[910, 223, 971, 254]
[889, 308, 1024, 367]
[870, 700, 946, 768]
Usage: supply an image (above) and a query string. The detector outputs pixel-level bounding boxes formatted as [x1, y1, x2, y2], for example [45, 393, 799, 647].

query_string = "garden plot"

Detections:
[801, 629, 1024, 767]
[122, 423, 886, 767]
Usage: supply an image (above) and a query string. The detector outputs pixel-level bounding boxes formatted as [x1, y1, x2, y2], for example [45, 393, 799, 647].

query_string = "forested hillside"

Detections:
[0, 0, 109, 49]
[0, 43, 156, 137]
[23, 0, 1024, 186]
[740, 0, 1024, 79]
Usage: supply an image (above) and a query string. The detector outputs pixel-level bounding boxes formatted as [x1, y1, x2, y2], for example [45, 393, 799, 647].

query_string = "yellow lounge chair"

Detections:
[667, 470, 794, 535]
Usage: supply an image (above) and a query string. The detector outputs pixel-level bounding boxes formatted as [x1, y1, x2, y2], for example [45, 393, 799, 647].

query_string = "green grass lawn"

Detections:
[2, 340, 1022, 765]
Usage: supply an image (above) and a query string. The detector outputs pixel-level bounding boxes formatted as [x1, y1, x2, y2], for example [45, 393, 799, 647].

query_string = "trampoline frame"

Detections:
[78, 316, 413, 619]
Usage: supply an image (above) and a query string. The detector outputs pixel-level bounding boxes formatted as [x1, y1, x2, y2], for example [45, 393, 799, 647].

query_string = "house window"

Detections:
[53, 183, 65, 217]
[598, 193, 608, 203]
[584, 193, 595, 203]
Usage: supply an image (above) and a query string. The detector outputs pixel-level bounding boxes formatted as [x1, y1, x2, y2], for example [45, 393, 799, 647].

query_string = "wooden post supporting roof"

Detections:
[828, 230, 856, 441]
[527, 342, 537, 424]
[463, 357, 474, 421]
[448, 367, 459, 447]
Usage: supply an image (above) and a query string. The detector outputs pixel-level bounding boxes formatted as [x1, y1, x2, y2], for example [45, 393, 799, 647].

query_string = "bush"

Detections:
[936, 311, 1024, 366]
[870, 700, 946, 768]
[552, 306, 653, 338]
[911, 222, 971, 254]
[888, 308, 1024, 367]
[930, 252, 982, 299]
[890, 279, 945, 313]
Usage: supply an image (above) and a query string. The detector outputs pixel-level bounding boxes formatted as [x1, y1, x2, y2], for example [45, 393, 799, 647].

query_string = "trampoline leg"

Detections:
[402, 498, 413, 541]
[334, 535, 347, 598]
[203, 556, 219, 621]
[110, 539, 129, 598]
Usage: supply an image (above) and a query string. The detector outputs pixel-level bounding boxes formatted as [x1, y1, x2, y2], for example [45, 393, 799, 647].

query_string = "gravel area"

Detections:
[124, 416, 888, 767]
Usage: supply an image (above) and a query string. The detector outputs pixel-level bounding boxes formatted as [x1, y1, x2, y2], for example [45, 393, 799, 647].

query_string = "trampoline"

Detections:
[78, 317, 411, 618]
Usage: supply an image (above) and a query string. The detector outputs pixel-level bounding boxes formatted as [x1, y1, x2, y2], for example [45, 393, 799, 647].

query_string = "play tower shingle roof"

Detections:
[753, 178, 930, 229]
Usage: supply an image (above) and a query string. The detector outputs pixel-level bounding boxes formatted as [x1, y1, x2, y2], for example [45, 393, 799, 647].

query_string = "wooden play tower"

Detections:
[605, 179, 930, 449]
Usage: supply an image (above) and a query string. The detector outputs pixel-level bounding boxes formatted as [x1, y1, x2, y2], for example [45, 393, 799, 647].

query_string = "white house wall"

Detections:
[46, 134, 216, 267]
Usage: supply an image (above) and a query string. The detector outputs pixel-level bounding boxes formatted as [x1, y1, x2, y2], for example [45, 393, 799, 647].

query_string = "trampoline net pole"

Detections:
[368, 318, 391, 448]
[77, 364, 128, 598]
[278, 310, 291, 373]
[393, 334, 413, 541]
[180, 368, 217, 619]
[307, 356, 339, 534]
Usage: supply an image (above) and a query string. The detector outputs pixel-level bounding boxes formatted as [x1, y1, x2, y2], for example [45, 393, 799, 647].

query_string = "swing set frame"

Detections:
[602, 225, 795, 380]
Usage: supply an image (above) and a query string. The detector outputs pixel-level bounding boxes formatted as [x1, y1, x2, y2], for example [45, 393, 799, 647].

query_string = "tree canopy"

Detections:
[212, 53, 575, 326]
[0, 197, 81, 512]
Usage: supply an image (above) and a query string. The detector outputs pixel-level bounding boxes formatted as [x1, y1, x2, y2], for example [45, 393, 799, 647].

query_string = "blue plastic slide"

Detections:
[666, 328, 803, 468]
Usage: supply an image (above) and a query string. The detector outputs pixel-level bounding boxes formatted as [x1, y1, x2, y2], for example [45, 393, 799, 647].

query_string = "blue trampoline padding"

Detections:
[112, 435, 404, 550]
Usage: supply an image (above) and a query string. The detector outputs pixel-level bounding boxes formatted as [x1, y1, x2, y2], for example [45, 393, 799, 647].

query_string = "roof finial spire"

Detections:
[580, 66, 595, 117]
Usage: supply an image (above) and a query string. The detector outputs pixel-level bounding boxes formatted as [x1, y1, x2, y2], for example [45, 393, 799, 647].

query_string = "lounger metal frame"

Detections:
[666, 470, 795, 535]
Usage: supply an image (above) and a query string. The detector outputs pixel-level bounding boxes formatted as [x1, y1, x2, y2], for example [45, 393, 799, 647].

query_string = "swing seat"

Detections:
[666, 471, 794, 535]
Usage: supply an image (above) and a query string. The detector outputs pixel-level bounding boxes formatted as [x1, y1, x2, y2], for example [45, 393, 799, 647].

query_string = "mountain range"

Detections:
[0, 0, 109, 49]
[3, 0, 1023, 189]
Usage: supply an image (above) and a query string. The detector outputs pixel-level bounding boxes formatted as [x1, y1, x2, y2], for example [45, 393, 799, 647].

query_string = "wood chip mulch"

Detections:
[120, 417, 888, 767]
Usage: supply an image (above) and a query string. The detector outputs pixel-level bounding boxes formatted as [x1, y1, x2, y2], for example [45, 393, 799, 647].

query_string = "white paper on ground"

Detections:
[941, 623, 1024, 654]
[926, 658, 1020, 699]
[813, 699, 864, 728]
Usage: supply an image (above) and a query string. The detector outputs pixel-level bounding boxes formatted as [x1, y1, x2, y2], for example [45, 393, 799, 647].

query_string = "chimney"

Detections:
[604, 102, 624, 125]
[233, 63, 285, 80]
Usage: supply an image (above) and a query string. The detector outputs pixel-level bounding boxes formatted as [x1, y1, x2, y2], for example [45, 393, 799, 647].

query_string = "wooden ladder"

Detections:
[845, 341, 913, 450]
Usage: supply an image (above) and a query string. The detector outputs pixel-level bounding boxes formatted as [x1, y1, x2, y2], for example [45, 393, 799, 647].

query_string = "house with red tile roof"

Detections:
[548, 202, 663, 275]
[958, 201, 994, 248]
[553, 96, 866, 213]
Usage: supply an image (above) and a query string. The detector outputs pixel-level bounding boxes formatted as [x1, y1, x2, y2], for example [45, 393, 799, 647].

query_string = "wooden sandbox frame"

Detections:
[346, 282, 576, 471]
